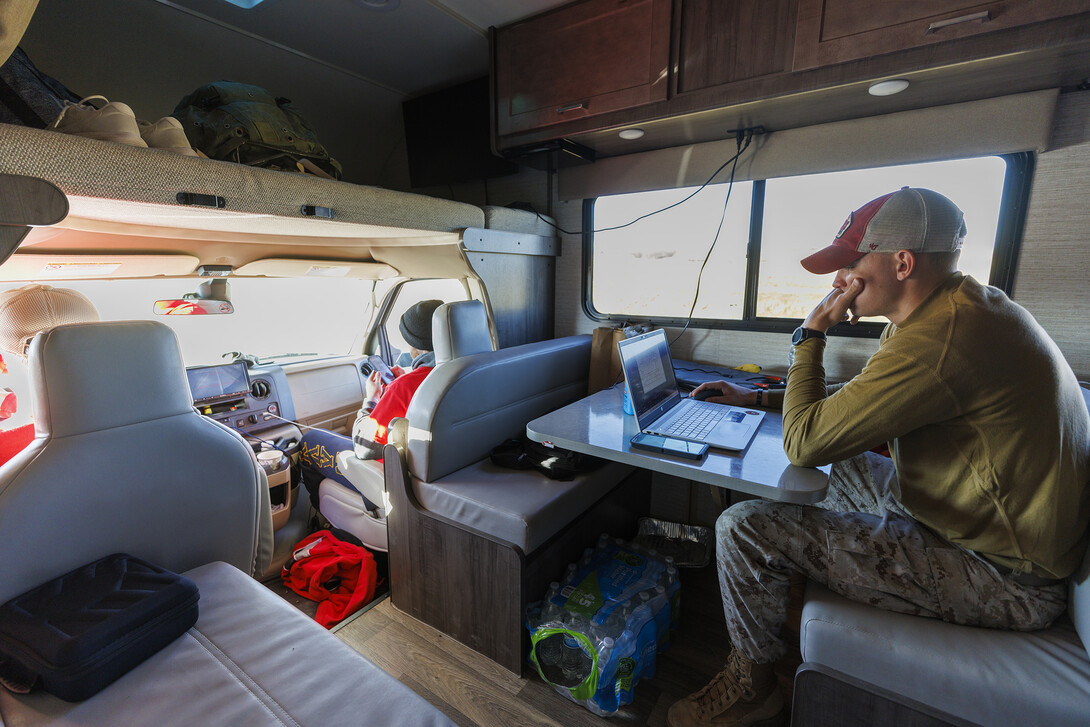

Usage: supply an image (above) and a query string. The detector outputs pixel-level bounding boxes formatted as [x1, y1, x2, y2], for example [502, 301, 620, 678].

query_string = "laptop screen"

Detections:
[618, 330, 680, 421]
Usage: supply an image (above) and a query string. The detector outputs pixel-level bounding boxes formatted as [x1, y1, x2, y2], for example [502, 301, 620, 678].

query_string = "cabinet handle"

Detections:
[925, 10, 991, 34]
[556, 102, 586, 113]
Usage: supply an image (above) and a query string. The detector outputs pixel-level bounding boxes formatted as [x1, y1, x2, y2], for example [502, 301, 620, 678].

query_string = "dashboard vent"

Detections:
[250, 379, 271, 399]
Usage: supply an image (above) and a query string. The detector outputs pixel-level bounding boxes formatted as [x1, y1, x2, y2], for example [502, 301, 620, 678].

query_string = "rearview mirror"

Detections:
[154, 278, 234, 315]
[153, 299, 234, 315]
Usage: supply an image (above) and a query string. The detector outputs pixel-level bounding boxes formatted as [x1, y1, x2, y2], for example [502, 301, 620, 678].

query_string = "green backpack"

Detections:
[172, 81, 342, 179]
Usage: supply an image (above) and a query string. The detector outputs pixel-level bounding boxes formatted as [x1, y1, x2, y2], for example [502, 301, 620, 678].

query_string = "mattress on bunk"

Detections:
[0, 122, 485, 234]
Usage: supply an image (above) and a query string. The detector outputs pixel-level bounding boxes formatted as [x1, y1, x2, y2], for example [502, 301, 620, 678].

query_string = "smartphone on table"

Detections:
[364, 355, 396, 384]
[630, 433, 709, 460]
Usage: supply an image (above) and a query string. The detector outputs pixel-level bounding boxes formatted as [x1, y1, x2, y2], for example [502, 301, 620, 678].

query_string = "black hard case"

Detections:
[0, 553, 199, 701]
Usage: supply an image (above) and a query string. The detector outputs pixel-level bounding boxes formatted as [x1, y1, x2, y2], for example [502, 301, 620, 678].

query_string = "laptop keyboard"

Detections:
[659, 403, 729, 440]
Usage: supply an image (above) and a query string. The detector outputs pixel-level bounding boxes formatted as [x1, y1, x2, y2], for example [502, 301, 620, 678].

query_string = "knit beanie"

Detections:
[0, 283, 100, 360]
[398, 299, 443, 352]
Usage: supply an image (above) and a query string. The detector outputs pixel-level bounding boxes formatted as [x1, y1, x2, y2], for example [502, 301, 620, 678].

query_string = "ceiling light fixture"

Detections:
[353, 0, 400, 10]
[618, 128, 645, 140]
[868, 79, 910, 96]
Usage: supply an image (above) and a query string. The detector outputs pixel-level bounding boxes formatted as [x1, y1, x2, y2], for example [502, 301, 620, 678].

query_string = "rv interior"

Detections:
[0, 0, 1089, 725]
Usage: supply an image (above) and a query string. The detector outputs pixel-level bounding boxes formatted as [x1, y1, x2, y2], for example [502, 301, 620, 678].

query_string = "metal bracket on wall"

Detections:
[461, 228, 560, 257]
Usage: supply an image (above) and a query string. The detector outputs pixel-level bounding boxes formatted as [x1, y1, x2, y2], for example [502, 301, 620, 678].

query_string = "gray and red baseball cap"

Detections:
[800, 187, 967, 275]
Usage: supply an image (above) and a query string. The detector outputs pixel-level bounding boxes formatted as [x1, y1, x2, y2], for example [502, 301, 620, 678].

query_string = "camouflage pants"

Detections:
[715, 452, 1068, 664]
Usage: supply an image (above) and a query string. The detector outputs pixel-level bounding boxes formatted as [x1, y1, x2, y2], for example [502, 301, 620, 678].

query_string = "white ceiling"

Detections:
[163, 0, 572, 97]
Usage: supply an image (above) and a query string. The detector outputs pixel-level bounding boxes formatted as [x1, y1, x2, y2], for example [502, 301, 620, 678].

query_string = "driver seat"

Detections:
[317, 300, 493, 551]
[0, 320, 274, 605]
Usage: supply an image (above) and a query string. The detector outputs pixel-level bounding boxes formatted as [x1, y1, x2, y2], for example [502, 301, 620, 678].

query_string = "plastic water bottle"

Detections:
[541, 581, 562, 622]
[537, 634, 562, 667]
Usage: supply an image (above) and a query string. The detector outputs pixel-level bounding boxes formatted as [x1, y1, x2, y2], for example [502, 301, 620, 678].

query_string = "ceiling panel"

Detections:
[161, 0, 572, 96]
[433, 0, 572, 31]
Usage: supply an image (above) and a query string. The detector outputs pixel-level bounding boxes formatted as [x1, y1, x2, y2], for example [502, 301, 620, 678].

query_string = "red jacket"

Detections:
[367, 365, 432, 447]
[281, 530, 378, 628]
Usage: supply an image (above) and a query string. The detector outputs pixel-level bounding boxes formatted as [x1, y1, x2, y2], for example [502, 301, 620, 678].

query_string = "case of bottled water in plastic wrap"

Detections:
[525, 534, 680, 716]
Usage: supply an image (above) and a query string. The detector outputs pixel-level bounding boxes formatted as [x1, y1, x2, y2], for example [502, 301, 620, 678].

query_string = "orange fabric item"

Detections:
[0, 423, 34, 466]
[280, 530, 378, 628]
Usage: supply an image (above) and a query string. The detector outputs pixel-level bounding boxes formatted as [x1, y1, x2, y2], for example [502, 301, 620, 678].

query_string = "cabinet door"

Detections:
[675, 0, 796, 94]
[794, 0, 1090, 70]
[494, 0, 672, 136]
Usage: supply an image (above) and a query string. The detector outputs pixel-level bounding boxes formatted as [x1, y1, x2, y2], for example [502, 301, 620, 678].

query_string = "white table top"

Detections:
[526, 387, 829, 504]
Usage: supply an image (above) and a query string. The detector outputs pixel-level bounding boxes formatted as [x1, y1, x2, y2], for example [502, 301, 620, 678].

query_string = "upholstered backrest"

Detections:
[1069, 384, 1090, 652]
[432, 300, 493, 365]
[404, 335, 591, 482]
[0, 321, 273, 603]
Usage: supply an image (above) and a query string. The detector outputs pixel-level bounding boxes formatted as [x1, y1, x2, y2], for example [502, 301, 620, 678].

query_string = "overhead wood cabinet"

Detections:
[793, 0, 1090, 70]
[492, 0, 672, 136]
[673, 0, 796, 94]
[490, 0, 1090, 159]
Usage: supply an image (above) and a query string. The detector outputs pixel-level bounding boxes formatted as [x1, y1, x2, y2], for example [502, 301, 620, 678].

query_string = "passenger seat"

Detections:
[318, 300, 494, 551]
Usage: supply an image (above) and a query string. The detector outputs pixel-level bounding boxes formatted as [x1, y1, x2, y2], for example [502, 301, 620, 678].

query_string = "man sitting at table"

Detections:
[670, 188, 1090, 727]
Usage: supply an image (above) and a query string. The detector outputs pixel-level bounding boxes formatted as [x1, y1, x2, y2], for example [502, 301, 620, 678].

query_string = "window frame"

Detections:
[581, 152, 1034, 338]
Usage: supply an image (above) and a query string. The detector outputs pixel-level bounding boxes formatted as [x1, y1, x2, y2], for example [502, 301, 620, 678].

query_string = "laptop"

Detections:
[617, 329, 765, 451]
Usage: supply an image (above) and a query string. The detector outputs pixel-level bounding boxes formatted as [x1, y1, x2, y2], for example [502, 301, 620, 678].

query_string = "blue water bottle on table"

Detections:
[622, 383, 634, 415]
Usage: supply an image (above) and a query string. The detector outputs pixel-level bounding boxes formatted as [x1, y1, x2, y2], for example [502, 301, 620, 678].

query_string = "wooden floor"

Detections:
[328, 564, 803, 727]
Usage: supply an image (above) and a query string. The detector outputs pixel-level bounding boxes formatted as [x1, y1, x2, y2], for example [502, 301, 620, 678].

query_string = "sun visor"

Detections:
[0, 253, 199, 280]
[235, 258, 398, 279]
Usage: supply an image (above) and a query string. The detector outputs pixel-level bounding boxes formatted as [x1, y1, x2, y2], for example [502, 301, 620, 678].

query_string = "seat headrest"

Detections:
[432, 300, 493, 365]
[30, 321, 195, 438]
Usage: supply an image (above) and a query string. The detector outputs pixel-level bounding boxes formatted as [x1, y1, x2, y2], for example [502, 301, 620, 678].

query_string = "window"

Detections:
[375, 278, 469, 366]
[585, 154, 1029, 335]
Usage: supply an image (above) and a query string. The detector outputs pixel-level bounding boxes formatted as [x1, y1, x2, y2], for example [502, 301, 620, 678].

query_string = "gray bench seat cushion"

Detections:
[0, 561, 456, 727]
[414, 459, 632, 553]
[800, 582, 1090, 727]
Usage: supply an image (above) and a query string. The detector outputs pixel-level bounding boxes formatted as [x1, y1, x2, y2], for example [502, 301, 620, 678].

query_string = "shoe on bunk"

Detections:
[51, 95, 147, 148]
[138, 116, 201, 157]
[667, 648, 787, 727]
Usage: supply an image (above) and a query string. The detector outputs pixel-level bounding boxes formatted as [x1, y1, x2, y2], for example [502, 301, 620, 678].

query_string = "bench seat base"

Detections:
[387, 448, 649, 673]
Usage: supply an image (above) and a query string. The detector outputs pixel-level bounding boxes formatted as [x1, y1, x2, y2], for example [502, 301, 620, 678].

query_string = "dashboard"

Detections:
[185, 362, 294, 442]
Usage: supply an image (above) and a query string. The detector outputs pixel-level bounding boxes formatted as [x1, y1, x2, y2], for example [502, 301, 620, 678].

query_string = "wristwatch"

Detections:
[792, 327, 826, 345]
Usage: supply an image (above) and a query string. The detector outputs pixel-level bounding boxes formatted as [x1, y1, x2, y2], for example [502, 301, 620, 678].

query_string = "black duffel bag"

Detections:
[490, 435, 605, 481]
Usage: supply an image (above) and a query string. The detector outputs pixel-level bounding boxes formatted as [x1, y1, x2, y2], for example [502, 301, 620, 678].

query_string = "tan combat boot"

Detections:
[667, 648, 787, 727]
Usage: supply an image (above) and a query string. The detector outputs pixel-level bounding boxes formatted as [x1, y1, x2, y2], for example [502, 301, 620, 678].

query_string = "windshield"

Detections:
[0, 276, 377, 428]
[52, 277, 378, 364]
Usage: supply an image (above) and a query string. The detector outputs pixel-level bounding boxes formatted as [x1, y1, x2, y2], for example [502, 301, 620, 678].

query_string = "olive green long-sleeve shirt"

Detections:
[782, 273, 1090, 579]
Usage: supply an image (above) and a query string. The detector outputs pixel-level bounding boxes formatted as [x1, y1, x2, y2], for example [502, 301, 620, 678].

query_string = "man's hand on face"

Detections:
[803, 278, 864, 333]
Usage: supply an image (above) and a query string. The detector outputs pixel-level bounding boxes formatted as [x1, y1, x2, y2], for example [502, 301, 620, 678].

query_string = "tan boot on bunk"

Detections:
[51, 95, 147, 147]
[667, 648, 787, 727]
[138, 116, 202, 157]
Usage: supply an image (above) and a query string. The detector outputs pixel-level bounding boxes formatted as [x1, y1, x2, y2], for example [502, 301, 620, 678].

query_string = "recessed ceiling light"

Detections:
[618, 128, 645, 140]
[868, 79, 910, 96]
[353, 0, 400, 10]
